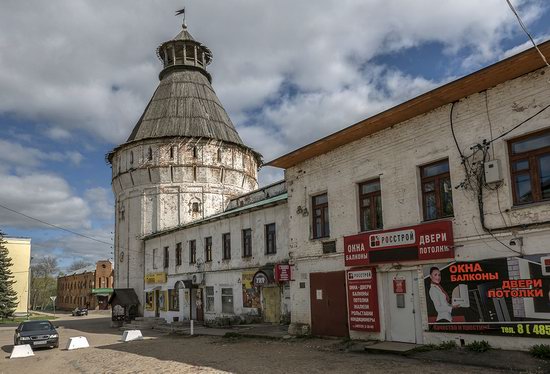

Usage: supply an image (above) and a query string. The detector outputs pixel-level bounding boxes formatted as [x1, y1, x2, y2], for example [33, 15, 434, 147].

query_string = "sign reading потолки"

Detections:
[344, 220, 454, 266]
[347, 268, 380, 332]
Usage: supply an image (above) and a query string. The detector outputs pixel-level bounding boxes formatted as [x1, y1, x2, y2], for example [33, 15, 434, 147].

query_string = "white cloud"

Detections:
[84, 187, 114, 221]
[0, 173, 91, 230]
[0, 139, 84, 169]
[45, 126, 72, 141]
[0, 0, 545, 150]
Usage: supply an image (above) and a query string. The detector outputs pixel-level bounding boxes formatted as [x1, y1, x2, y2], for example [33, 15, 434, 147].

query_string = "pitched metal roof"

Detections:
[126, 69, 244, 145]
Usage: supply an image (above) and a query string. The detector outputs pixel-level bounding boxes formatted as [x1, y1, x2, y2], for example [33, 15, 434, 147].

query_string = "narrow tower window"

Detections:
[217, 148, 222, 162]
[130, 151, 134, 165]
[148, 147, 153, 161]
[169, 146, 174, 159]
[193, 146, 197, 159]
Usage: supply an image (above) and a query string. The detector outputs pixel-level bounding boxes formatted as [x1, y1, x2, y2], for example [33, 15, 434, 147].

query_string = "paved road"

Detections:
[0, 315, 533, 374]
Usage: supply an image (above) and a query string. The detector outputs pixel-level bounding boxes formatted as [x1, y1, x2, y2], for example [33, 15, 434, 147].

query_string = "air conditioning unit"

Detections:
[192, 273, 204, 285]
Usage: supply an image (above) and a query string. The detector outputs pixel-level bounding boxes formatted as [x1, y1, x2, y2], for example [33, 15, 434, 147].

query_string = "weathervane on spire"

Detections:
[176, 7, 186, 28]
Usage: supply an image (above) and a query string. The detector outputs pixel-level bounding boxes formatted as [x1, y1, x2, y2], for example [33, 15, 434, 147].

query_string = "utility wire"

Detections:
[505, 0, 550, 67]
[0, 202, 113, 247]
[487, 103, 550, 144]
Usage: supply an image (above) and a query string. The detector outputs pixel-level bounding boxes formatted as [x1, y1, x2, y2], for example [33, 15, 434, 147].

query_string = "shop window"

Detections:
[189, 240, 196, 264]
[359, 179, 383, 231]
[265, 223, 276, 254]
[222, 233, 231, 260]
[509, 128, 550, 205]
[205, 236, 212, 262]
[153, 248, 158, 269]
[163, 246, 169, 269]
[421, 159, 453, 220]
[242, 229, 252, 257]
[312, 193, 330, 239]
[206, 286, 215, 312]
[221, 287, 233, 314]
[168, 289, 179, 311]
[176, 242, 182, 266]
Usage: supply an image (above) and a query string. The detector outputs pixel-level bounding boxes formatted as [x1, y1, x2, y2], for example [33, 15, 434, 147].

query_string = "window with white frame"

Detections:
[206, 286, 215, 312]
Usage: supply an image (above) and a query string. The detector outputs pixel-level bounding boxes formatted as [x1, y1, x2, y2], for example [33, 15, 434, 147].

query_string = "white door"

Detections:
[386, 270, 421, 343]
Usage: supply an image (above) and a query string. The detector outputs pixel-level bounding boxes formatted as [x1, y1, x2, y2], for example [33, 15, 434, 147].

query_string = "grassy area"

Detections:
[0, 314, 58, 324]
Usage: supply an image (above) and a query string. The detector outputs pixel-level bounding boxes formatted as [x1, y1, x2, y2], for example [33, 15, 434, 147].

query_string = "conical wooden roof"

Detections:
[127, 70, 244, 145]
[126, 24, 243, 146]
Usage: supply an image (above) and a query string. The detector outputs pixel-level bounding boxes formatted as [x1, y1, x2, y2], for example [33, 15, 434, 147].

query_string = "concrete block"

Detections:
[66, 336, 89, 350]
[10, 344, 34, 359]
[122, 330, 143, 342]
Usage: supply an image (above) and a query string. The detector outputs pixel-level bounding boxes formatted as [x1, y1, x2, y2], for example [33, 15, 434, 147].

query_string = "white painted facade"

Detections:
[285, 66, 550, 349]
[110, 138, 258, 305]
[141, 182, 291, 324]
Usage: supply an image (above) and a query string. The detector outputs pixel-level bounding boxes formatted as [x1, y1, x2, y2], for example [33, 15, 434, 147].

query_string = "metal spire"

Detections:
[175, 7, 186, 28]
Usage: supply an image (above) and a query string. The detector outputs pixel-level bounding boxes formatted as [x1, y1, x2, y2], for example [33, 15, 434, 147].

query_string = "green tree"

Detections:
[30, 256, 58, 310]
[0, 231, 18, 319]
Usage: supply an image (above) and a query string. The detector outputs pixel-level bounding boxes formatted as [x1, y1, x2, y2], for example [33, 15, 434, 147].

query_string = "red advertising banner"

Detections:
[344, 220, 454, 267]
[347, 268, 380, 332]
[275, 264, 292, 282]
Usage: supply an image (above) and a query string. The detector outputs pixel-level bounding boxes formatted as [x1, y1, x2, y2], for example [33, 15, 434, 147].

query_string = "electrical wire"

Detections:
[487, 103, 550, 145]
[505, 0, 550, 67]
[0, 202, 113, 247]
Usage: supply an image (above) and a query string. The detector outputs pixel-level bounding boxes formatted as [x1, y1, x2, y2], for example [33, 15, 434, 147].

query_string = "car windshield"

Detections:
[20, 321, 53, 332]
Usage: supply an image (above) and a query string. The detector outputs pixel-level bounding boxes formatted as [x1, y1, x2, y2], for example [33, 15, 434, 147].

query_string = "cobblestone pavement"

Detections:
[0, 316, 538, 374]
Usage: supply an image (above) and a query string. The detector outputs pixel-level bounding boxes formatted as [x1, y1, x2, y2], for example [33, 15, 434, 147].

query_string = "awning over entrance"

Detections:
[92, 288, 113, 297]
[108, 288, 140, 307]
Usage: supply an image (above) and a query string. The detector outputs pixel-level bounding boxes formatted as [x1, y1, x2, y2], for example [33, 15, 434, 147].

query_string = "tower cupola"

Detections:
[156, 19, 213, 82]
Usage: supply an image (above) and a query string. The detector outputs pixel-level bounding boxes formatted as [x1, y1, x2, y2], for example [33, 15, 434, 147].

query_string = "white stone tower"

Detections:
[107, 18, 261, 304]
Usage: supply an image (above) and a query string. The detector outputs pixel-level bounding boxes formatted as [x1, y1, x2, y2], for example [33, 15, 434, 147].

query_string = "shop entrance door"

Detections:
[155, 290, 160, 318]
[190, 288, 204, 322]
[385, 270, 421, 343]
[262, 286, 281, 323]
[310, 271, 348, 337]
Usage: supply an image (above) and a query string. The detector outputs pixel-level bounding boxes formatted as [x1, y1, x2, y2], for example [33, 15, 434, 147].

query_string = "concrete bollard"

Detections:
[190, 319, 194, 336]
[122, 330, 143, 342]
[10, 344, 34, 359]
[66, 336, 90, 350]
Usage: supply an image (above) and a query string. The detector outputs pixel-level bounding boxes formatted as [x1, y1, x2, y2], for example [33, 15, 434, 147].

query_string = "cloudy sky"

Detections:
[0, 0, 548, 271]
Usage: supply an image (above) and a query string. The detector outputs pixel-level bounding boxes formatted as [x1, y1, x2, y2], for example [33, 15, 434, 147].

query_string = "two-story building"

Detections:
[268, 41, 550, 350]
[142, 181, 291, 325]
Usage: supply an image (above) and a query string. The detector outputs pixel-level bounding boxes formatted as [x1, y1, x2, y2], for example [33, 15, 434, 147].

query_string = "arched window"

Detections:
[192, 202, 199, 213]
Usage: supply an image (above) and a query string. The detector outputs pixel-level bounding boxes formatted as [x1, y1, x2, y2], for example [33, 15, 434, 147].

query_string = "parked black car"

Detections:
[14, 320, 59, 348]
[71, 307, 88, 316]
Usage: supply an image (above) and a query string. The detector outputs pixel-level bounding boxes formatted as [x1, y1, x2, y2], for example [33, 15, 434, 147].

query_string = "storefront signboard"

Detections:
[424, 255, 550, 338]
[344, 220, 454, 266]
[347, 268, 380, 332]
[253, 271, 269, 287]
[275, 264, 292, 282]
[144, 272, 167, 284]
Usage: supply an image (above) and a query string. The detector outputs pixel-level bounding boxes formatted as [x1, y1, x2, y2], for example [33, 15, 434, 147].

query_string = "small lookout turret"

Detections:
[156, 18, 213, 82]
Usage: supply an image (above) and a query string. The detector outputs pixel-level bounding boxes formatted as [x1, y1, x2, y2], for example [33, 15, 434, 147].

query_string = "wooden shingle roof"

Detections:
[126, 70, 244, 145]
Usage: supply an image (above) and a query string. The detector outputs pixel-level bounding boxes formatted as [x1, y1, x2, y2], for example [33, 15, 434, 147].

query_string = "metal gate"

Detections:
[310, 271, 349, 337]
